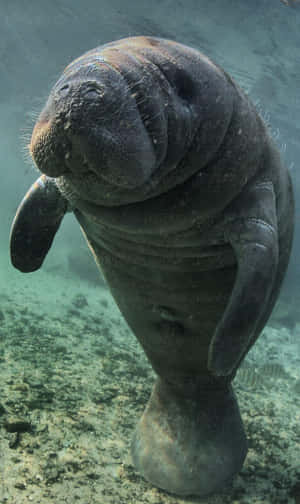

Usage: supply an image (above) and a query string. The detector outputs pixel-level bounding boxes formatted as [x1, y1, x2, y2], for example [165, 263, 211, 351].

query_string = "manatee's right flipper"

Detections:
[10, 175, 69, 272]
[208, 181, 279, 377]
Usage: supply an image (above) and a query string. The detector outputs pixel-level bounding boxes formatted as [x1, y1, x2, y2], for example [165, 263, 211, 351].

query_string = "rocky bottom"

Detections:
[0, 260, 300, 504]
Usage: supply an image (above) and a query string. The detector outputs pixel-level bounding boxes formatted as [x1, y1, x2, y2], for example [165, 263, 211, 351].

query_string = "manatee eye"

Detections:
[174, 71, 197, 103]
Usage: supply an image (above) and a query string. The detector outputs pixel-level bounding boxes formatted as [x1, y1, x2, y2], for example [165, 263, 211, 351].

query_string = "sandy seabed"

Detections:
[0, 250, 299, 504]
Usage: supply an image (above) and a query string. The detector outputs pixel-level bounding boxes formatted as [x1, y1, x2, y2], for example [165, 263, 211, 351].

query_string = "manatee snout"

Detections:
[30, 67, 157, 194]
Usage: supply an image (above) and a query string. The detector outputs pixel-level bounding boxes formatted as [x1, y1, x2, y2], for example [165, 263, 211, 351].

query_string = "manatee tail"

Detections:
[10, 175, 68, 272]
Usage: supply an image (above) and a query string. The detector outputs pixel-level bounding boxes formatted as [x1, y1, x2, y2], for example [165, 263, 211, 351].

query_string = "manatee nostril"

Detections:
[58, 83, 70, 96]
[82, 82, 105, 99]
[84, 88, 100, 98]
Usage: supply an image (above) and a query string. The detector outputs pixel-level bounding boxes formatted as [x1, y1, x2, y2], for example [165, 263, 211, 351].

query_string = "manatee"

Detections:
[10, 36, 294, 496]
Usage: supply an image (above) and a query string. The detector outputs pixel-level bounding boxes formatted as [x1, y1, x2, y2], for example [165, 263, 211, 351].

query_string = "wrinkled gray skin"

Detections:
[10, 37, 294, 496]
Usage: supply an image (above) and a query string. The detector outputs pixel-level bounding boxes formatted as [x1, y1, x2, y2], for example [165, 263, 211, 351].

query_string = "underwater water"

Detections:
[1, 0, 300, 503]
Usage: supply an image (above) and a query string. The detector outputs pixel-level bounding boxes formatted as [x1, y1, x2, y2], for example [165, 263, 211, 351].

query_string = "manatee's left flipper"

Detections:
[208, 181, 279, 377]
[10, 175, 69, 272]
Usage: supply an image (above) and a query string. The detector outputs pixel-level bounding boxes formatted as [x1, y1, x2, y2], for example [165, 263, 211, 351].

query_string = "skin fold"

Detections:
[10, 36, 294, 496]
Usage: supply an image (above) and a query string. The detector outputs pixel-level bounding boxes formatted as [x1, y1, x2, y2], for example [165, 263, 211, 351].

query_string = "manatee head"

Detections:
[30, 37, 235, 208]
[30, 52, 159, 207]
